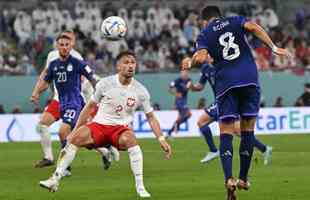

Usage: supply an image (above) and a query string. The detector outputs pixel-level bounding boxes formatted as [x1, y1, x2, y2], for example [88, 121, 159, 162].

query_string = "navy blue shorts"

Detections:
[175, 99, 189, 116]
[204, 103, 219, 121]
[217, 86, 260, 121]
[60, 106, 83, 129]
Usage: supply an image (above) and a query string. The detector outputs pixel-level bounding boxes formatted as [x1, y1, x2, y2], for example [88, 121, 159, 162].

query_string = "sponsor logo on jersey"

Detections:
[127, 98, 136, 107]
[67, 64, 73, 72]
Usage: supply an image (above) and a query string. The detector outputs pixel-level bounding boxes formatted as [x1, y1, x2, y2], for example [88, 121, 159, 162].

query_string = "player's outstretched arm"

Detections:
[244, 21, 291, 58]
[73, 100, 97, 131]
[146, 112, 172, 159]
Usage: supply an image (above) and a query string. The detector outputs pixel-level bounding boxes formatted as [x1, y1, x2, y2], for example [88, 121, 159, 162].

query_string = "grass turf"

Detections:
[0, 134, 309, 200]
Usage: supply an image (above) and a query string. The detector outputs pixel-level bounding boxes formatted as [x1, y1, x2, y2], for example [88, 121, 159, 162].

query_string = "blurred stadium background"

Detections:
[0, 0, 309, 199]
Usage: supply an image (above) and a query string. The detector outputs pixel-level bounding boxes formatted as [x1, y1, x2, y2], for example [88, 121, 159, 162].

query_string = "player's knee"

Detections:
[197, 120, 204, 128]
[118, 133, 137, 150]
[36, 123, 48, 134]
[240, 117, 256, 131]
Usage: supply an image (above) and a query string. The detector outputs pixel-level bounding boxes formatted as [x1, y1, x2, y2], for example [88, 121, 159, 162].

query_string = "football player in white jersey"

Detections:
[39, 51, 172, 198]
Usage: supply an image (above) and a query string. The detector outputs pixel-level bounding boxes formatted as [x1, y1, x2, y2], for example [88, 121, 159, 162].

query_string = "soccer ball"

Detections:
[101, 16, 127, 40]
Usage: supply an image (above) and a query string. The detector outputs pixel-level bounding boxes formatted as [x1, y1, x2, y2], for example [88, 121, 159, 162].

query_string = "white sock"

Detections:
[36, 123, 53, 161]
[54, 144, 78, 180]
[96, 147, 110, 158]
[128, 145, 145, 190]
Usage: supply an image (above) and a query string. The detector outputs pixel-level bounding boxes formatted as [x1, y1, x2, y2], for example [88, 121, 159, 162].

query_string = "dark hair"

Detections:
[56, 34, 71, 42]
[61, 30, 74, 34]
[116, 51, 136, 61]
[200, 6, 222, 21]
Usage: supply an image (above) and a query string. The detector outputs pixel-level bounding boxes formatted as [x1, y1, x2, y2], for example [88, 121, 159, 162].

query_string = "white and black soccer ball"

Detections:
[101, 16, 127, 40]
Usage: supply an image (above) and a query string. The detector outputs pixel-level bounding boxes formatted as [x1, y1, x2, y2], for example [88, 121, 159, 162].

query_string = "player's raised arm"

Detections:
[244, 21, 291, 58]
[145, 111, 172, 159]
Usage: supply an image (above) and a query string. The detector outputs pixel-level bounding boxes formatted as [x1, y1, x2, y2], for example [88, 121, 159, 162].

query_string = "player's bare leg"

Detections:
[197, 113, 219, 163]
[118, 130, 151, 198]
[35, 112, 56, 168]
[39, 125, 94, 192]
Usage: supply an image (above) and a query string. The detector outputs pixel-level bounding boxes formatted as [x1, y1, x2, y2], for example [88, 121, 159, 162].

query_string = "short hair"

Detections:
[116, 51, 136, 62]
[56, 34, 71, 42]
[200, 6, 222, 21]
[61, 30, 74, 35]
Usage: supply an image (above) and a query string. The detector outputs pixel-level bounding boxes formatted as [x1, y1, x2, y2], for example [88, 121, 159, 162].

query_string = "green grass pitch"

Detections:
[0, 134, 309, 200]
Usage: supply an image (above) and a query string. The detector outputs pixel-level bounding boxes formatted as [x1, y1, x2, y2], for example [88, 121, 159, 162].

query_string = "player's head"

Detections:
[199, 6, 222, 28]
[56, 34, 71, 59]
[60, 30, 76, 47]
[180, 57, 190, 79]
[116, 51, 137, 79]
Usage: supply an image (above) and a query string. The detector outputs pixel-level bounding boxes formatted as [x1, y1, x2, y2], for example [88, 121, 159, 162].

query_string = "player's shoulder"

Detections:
[132, 79, 150, 96]
[47, 50, 59, 62]
[70, 49, 84, 60]
[96, 75, 116, 88]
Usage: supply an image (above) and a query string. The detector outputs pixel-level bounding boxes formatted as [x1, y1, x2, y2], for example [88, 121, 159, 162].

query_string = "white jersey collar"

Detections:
[115, 74, 134, 88]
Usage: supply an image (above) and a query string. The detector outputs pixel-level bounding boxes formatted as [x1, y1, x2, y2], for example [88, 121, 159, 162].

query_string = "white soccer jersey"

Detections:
[45, 49, 83, 101]
[91, 74, 153, 125]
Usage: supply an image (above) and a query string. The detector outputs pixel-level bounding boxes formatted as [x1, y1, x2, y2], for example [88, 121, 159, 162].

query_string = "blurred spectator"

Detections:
[183, 13, 199, 43]
[295, 83, 310, 106]
[141, 44, 160, 72]
[13, 11, 31, 46]
[153, 103, 161, 111]
[197, 97, 206, 109]
[273, 96, 284, 107]
[12, 105, 22, 113]
[33, 106, 42, 113]
[0, 0, 309, 75]
[0, 104, 5, 114]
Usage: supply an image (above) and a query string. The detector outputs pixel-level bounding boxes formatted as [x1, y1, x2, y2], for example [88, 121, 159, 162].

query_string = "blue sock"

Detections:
[239, 131, 255, 182]
[254, 137, 266, 153]
[200, 124, 218, 152]
[167, 124, 175, 136]
[220, 134, 234, 182]
[176, 115, 190, 131]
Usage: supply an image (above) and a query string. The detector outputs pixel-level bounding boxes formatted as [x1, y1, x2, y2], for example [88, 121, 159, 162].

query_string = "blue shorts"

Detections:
[204, 103, 219, 121]
[217, 86, 260, 121]
[175, 99, 189, 115]
[60, 105, 83, 129]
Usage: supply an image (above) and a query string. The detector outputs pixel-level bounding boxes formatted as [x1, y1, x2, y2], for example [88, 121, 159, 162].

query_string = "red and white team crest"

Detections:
[127, 98, 136, 107]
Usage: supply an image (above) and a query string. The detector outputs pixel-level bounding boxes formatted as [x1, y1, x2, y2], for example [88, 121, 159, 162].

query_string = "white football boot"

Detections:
[200, 151, 220, 163]
[39, 174, 60, 192]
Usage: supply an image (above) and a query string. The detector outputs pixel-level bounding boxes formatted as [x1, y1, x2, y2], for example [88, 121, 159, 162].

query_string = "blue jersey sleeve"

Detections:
[198, 66, 208, 85]
[78, 61, 94, 81]
[196, 32, 209, 51]
[44, 64, 54, 82]
[233, 16, 248, 30]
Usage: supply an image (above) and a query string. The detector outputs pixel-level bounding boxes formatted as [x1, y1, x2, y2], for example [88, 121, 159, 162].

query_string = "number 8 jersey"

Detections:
[196, 16, 258, 99]
[91, 74, 153, 126]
